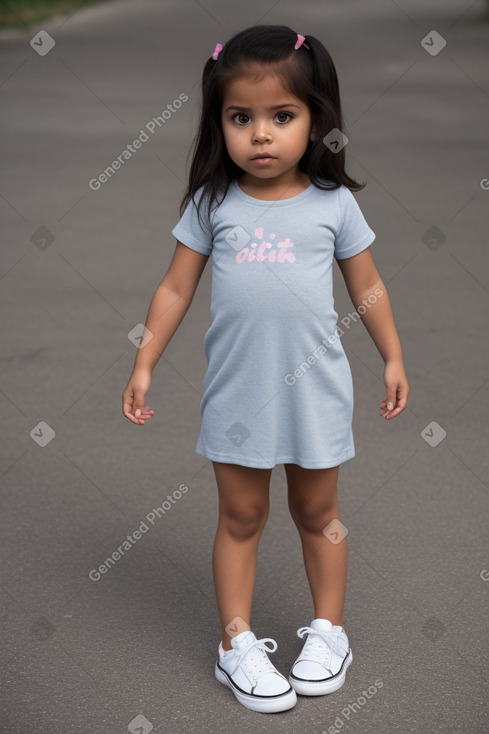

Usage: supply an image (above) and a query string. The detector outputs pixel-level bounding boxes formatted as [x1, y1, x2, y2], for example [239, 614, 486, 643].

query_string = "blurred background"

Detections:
[1, 1, 488, 732]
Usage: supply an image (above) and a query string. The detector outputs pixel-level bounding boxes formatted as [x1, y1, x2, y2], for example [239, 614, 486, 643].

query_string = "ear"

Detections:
[309, 124, 317, 142]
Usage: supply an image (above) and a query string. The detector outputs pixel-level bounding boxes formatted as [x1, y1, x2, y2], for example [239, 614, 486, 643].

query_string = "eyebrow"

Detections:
[224, 103, 302, 112]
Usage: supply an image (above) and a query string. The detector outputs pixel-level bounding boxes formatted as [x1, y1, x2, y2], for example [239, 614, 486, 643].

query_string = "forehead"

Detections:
[222, 63, 300, 105]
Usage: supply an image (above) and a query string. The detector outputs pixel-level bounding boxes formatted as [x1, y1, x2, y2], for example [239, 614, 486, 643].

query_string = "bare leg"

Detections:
[212, 461, 272, 651]
[285, 463, 347, 629]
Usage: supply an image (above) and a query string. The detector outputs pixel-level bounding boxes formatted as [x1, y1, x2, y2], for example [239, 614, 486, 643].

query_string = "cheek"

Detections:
[222, 132, 244, 164]
[295, 125, 313, 151]
[225, 129, 245, 153]
[280, 133, 306, 156]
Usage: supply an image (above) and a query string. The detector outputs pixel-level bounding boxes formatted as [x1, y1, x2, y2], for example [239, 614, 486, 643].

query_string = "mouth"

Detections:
[251, 153, 275, 166]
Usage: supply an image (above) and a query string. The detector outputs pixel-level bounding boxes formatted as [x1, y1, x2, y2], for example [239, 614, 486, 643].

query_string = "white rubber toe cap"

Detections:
[292, 660, 330, 681]
[254, 672, 292, 696]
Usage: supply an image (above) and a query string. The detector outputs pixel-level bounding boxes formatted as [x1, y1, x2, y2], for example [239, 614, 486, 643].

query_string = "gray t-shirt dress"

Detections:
[171, 178, 376, 469]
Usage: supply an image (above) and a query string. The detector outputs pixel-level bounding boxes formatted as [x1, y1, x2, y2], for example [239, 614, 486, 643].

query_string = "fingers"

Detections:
[379, 403, 401, 419]
[379, 397, 393, 418]
[379, 393, 408, 420]
[133, 405, 155, 425]
[122, 371, 154, 425]
[385, 386, 397, 413]
[122, 395, 154, 425]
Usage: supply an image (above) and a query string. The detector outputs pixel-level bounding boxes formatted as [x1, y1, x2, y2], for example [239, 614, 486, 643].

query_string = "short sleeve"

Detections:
[171, 186, 213, 256]
[334, 186, 376, 260]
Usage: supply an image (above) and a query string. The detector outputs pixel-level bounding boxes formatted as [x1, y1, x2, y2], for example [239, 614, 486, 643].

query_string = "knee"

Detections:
[289, 499, 338, 534]
[221, 503, 269, 541]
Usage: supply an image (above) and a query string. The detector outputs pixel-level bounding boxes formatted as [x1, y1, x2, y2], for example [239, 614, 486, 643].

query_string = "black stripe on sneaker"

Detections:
[217, 661, 293, 699]
[289, 649, 351, 683]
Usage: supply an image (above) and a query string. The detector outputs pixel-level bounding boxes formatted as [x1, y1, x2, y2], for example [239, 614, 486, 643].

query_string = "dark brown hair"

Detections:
[179, 24, 365, 226]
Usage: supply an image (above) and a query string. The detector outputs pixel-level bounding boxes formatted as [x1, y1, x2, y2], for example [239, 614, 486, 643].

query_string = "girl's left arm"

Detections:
[336, 247, 409, 420]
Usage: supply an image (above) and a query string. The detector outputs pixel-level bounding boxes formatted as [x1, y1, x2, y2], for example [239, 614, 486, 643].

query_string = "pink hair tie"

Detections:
[294, 33, 310, 50]
[211, 43, 223, 60]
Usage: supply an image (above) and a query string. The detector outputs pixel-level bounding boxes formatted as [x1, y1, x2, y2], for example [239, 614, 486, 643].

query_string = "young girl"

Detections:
[122, 25, 409, 715]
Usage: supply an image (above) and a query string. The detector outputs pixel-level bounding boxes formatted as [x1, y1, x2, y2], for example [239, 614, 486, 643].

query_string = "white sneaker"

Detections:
[289, 618, 352, 696]
[215, 630, 297, 713]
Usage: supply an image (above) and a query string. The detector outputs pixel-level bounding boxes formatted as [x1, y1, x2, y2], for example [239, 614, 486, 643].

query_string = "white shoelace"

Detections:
[232, 637, 280, 687]
[296, 626, 348, 669]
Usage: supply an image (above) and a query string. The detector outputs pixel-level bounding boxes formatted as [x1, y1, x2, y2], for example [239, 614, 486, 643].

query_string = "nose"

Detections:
[252, 120, 272, 143]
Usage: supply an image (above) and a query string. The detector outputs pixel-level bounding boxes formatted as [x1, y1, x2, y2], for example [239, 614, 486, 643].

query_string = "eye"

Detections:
[276, 111, 293, 124]
[232, 113, 250, 125]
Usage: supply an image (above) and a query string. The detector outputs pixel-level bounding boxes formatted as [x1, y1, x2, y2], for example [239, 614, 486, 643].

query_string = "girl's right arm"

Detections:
[122, 241, 209, 425]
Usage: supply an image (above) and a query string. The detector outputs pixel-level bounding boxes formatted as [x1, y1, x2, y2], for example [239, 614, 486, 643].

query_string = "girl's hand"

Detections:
[379, 359, 409, 420]
[122, 367, 155, 425]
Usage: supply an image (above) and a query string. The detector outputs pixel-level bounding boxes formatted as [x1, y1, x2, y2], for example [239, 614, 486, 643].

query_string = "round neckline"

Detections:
[232, 178, 316, 206]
